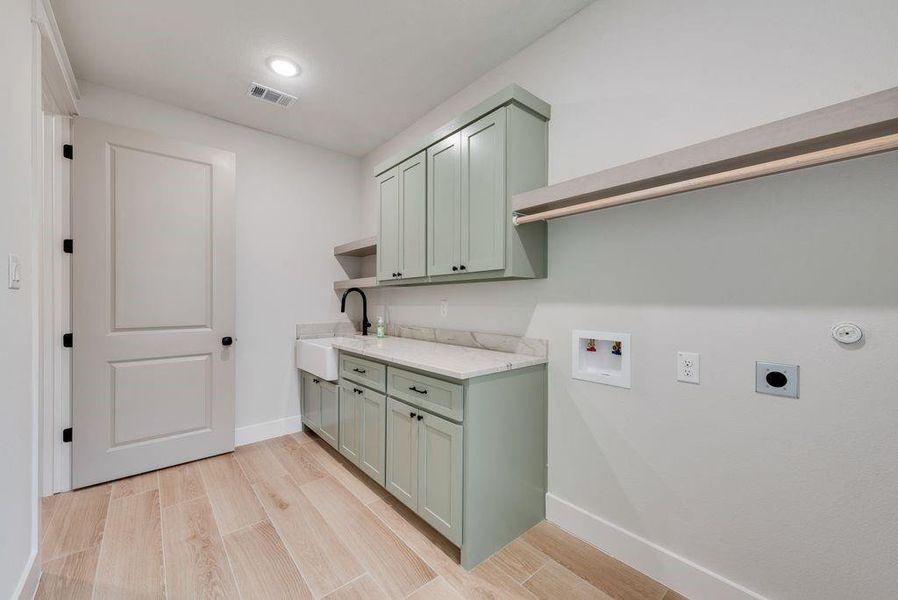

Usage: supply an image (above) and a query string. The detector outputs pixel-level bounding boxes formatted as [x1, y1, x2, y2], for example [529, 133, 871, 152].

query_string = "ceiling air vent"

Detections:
[246, 82, 297, 107]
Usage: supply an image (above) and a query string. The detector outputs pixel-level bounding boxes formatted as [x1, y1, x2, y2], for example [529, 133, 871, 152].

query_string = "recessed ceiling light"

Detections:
[267, 57, 300, 77]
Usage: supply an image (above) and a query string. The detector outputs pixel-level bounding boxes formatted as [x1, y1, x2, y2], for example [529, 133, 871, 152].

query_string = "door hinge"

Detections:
[63, 333, 73, 348]
[63, 144, 73, 160]
[62, 428, 72, 443]
[63, 239, 73, 254]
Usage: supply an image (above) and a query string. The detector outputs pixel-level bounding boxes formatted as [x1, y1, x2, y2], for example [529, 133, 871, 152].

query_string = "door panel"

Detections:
[427, 134, 461, 276]
[112, 146, 211, 329]
[359, 389, 386, 485]
[339, 384, 361, 466]
[460, 109, 506, 274]
[398, 152, 426, 279]
[302, 372, 321, 432]
[73, 117, 235, 488]
[111, 354, 211, 445]
[319, 381, 339, 449]
[376, 168, 400, 281]
[417, 413, 463, 546]
[386, 398, 418, 511]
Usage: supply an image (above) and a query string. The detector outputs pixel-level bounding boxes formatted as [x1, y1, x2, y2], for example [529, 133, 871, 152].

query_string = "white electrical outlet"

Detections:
[677, 352, 700, 384]
[440, 299, 448, 318]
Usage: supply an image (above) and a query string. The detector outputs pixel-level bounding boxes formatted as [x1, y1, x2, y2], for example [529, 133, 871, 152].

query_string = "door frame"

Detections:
[33, 0, 79, 495]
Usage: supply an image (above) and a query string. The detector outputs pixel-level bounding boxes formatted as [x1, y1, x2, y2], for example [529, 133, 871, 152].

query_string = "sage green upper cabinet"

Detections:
[460, 109, 506, 274]
[399, 152, 427, 279]
[375, 85, 549, 285]
[376, 167, 400, 281]
[427, 134, 461, 276]
[378, 152, 426, 283]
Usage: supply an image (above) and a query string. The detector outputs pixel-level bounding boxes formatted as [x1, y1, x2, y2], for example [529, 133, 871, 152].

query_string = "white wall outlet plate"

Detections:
[677, 352, 700, 384]
[756, 362, 799, 398]
[572, 330, 631, 388]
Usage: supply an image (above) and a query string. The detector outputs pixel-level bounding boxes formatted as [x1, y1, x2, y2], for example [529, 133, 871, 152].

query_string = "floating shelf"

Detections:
[512, 86, 898, 223]
[334, 236, 377, 257]
[333, 276, 378, 292]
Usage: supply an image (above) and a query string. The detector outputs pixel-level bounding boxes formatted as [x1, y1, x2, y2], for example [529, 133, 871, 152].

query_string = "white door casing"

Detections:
[72, 118, 236, 488]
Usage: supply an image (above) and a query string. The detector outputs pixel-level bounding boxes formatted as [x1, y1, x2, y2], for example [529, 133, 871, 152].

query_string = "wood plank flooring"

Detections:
[37, 432, 690, 599]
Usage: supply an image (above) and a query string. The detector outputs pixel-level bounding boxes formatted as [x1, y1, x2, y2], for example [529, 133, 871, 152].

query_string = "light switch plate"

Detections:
[677, 352, 700, 384]
[8, 254, 21, 289]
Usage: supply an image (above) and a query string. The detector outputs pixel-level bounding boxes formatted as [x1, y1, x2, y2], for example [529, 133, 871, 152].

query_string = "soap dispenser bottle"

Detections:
[376, 316, 385, 338]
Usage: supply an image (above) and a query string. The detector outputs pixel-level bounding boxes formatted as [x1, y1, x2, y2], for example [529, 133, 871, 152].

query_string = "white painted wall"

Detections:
[0, 0, 38, 596]
[360, 1, 898, 598]
[77, 82, 362, 434]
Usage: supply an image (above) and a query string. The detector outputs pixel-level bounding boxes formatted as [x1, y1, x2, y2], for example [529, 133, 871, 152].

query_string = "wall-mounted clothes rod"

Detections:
[513, 132, 898, 225]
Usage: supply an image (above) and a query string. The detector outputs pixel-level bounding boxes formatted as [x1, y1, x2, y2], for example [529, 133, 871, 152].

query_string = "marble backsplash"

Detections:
[296, 320, 547, 358]
[386, 323, 548, 358]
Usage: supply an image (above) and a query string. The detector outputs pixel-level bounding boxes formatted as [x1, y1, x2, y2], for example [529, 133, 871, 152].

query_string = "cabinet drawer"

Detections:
[340, 354, 386, 392]
[388, 367, 463, 421]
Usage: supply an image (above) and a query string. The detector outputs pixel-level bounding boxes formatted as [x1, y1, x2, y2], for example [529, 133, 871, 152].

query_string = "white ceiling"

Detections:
[52, 0, 593, 156]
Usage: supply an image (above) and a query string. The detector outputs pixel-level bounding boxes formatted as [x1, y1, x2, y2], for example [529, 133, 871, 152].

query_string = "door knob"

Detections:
[222, 336, 233, 346]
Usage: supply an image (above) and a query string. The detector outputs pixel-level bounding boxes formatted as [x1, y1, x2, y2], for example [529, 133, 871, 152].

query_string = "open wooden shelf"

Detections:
[334, 236, 376, 257]
[512, 86, 898, 222]
[333, 276, 378, 292]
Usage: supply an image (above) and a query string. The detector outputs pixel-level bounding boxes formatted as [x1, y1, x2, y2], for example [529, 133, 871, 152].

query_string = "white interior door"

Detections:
[72, 117, 236, 489]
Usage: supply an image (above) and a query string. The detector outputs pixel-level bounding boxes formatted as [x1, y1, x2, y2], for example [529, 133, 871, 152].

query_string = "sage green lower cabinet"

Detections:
[336, 350, 547, 570]
[338, 382, 361, 465]
[359, 388, 386, 485]
[386, 397, 418, 511]
[300, 370, 322, 433]
[318, 380, 339, 450]
[417, 411, 463, 546]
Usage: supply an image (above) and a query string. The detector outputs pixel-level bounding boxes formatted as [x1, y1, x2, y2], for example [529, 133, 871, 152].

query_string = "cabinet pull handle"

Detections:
[408, 386, 428, 394]
[391, 272, 396, 277]
[409, 411, 416, 418]
[397, 272, 402, 277]
[352, 367, 366, 374]
[417, 414, 423, 421]
[451, 266, 458, 271]
[312, 378, 320, 384]
[459, 265, 466, 270]
[353, 388, 363, 394]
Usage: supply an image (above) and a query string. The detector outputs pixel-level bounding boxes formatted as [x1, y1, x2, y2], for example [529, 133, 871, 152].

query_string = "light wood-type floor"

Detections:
[38, 431, 689, 600]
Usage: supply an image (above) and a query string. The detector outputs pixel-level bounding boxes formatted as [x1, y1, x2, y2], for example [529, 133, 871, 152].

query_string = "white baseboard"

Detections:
[546, 493, 767, 600]
[235, 415, 303, 446]
[14, 549, 40, 599]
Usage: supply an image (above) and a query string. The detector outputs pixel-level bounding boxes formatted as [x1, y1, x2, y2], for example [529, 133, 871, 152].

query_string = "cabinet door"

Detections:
[376, 167, 400, 281]
[460, 108, 506, 274]
[338, 384, 361, 466]
[398, 151, 426, 279]
[427, 133, 461, 276]
[386, 398, 418, 511]
[319, 381, 339, 450]
[417, 412, 463, 546]
[301, 372, 321, 432]
[359, 388, 386, 486]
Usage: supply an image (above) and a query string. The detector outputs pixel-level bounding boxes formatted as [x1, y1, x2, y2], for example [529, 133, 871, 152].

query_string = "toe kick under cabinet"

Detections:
[329, 350, 547, 570]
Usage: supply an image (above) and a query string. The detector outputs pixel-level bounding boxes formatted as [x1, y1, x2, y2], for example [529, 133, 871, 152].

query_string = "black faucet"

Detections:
[340, 287, 371, 336]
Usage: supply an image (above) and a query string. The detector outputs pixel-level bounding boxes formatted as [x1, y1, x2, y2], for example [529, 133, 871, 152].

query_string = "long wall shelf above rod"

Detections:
[334, 236, 377, 257]
[512, 87, 898, 224]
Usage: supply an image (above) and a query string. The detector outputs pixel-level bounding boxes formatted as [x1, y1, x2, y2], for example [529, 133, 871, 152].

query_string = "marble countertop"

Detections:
[327, 335, 547, 379]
